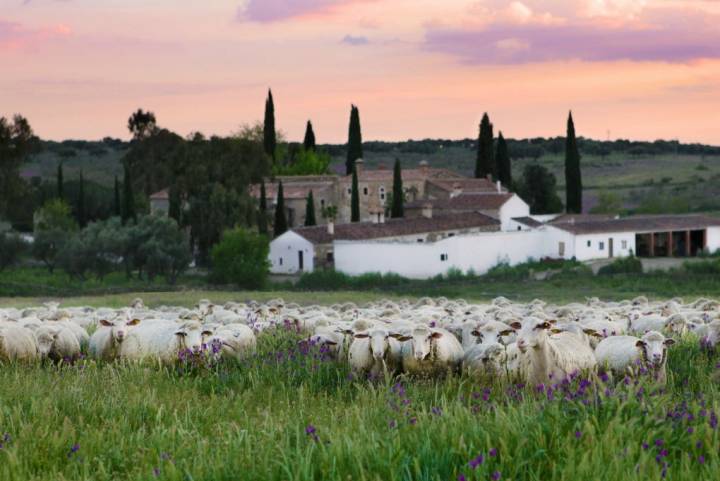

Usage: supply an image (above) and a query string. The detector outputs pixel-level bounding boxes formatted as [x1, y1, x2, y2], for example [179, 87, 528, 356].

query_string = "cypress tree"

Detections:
[258, 180, 268, 235]
[346, 105, 363, 175]
[351, 165, 360, 222]
[113, 175, 121, 217]
[475, 113, 495, 179]
[303, 120, 316, 152]
[168, 186, 181, 222]
[122, 164, 136, 225]
[273, 181, 288, 237]
[57, 162, 64, 200]
[391, 158, 404, 218]
[496, 132, 512, 188]
[304, 190, 317, 226]
[263, 89, 276, 162]
[77, 171, 86, 227]
[565, 111, 583, 213]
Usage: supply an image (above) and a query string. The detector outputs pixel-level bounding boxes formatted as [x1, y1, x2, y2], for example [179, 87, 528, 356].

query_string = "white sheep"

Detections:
[206, 323, 256, 362]
[463, 342, 507, 379]
[88, 318, 141, 360]
[594, 331, 675, 383]
[0, 325, 39, 363]
[398, 326, 464, 377]
[34, 324, 81, 362]
[348, 328, 404, 378]
[119, 320, 211, 363]
[512, 320, 596, 386]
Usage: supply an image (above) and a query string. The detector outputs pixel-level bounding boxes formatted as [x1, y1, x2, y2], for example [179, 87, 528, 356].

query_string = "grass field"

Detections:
[0, 324, 718, 481]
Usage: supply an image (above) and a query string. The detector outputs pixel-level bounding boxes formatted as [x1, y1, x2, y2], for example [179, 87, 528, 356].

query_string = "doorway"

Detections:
[608, 238, 614, 258]
[298, 251, 304, 271]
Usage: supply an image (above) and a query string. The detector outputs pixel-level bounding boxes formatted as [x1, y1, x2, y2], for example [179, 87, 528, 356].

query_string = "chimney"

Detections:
[421, 202, 433, 219]
[450, 182, 462, 199]
[327, 220, 335, 235]
[496, 180, 502, 194]
[354, 158, 364, 176]
[486, 174, 492, 182]
[378, 212, 385, 224]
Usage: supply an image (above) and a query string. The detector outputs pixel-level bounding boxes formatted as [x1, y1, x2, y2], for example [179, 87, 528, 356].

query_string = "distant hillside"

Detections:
[23, 136, 720, 214]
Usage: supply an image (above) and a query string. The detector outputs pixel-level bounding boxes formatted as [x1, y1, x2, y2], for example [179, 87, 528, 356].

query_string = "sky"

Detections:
[1, 0, 719, 144]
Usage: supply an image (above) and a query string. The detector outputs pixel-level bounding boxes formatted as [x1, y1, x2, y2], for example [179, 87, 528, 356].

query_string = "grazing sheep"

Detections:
[348, 328, 403, 378]
[472, 320, 515, 346]
[119, 321, 212, 363]
[88, 318, 141, 360]
[594, 331, 675, 383]
[34, 325, 81, 362]
[512, 320, 596, 386]
[463, 342, 507, 380]
[701, 320, 720, 349]
[629, 315, 667, 335]
[0, 325, 39, 363]
[207, 324, 256, 362]
[399, 327, 464, 377]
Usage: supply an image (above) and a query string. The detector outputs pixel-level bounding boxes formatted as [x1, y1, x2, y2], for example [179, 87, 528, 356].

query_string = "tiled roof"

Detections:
[406, 193, 514, 211]
[426, 178, 503, 193]
[350, 167, 463, 182]
[550, 215, 720, 235]
[292, 212, 500, 245]
[250, 178, 335, 201]
[513, 217, 543, 228]
[150, 189, 169, 200]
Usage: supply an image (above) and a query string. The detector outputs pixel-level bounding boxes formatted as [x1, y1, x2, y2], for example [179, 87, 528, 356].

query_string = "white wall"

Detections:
[269, 231, 315, 274]
[573, 232, 636, 261]
[335, 230, 554, 279]
[706, 227, 720, 253]
[498, 195, 531, 231]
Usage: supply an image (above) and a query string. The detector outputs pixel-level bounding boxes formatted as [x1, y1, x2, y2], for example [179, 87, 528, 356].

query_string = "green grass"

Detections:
[1, 330, 719, 480]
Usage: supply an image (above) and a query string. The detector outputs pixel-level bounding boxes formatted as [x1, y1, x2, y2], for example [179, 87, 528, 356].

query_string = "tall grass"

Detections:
[1, 332, 719, 480]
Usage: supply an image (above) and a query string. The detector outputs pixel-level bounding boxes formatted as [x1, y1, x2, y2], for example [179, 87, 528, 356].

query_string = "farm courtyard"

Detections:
[1, 291, 719, 481]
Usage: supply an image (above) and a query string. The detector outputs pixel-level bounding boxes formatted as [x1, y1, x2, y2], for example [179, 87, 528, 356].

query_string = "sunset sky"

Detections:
[2, 0, 719, 144]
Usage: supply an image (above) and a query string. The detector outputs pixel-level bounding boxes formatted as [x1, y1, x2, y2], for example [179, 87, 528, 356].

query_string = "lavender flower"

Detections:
[468, 454, 484, 469]
[489, 448, 498, 457]
[491, 471, 502, 480]
[575, 431, 582, 439]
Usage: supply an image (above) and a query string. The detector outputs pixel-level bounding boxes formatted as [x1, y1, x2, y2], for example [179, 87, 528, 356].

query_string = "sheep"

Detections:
[398, 326, 464, 377]
[594, 331, 675, 384]
[512, 320, 596, 386]
[206, 324, 256, 362]
[0, 325, 39, 363]
[34, 325, 81, 362]
[88, 318, 141, 360]
[119, 320, 212, 363]
[701, 320, 720, 349]
[348, 328, 404, 378]
[463, 342, 507, 380]
[664, 314, 690, 337]
[471, 320, 515, 346]
[629, 315, 667, 335]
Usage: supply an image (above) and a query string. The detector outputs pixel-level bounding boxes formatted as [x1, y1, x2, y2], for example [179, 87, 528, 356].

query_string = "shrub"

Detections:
[211, 228, 270, 289]
[597, 256, 643, 275]
[683, 259, 720, 275]
[0, 230, 27, 271]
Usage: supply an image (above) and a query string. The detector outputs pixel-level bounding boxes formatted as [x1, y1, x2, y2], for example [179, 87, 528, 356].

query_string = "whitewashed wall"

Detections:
[706, 227, 720, 253]
[335, 230, 554, 279]
[498, 195, 531, 231]
[269, 231, 315, 274]
[573, 232, 636, 261]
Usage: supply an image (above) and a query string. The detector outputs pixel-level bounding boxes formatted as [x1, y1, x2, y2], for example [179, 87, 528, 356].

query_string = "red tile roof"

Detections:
[550, 215, 720, 235]
[150, 189, 169, 200]
[426, 178, 503, 193]
[406, 193, 514, 211]
[249, 178, 335, 201]
[292, 212, 499, 244]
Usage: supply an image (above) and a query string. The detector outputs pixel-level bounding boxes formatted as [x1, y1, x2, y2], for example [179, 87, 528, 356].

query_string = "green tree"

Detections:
[211, 228, 270, 289]
[565, 111, 583, 213]
[351, 165, 360, 222]
[77, 171, 86, 227]
[391, 158, 404, 218]
[168, 186, 182, 222]
[304, 190, 317, 226]
[272, 149, 331, 176]
[517, 164, 564, 215]
[0, 115, 36, 219]
[273, 181, 288, 237]
[263, 89, 277, 162]
[258, 180, 268, 235]
[33, 199, 78, 274]
[127, 109, 157, 140]
[475, 113, 495, 179]
[122, 164, 136, 225]
[496, 131, 512, 188]
[57, 162, 64, 200]
[303, 120, 316, 152]
[591, 190, 623, 214]
[113, 175, 120, 217]
[0, 229, 27, 271]
[346, 105, 363, 175]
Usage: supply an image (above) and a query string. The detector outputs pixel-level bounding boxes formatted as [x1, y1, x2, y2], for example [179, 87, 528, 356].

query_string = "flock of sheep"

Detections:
[1, 296, 719, 386]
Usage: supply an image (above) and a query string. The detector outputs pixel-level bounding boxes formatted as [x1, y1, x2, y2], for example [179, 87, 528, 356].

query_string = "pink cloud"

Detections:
[239, 0, 370, 22]
[0, 18, 72, 51]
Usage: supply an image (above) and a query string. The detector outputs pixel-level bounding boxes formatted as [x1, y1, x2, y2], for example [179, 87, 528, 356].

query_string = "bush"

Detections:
[0, 230, 28, 271]
[295, 270, 411, 290]
[683, 259, 720, 275]
[211, 228, 270, 289]
[597, 256, 643, 275]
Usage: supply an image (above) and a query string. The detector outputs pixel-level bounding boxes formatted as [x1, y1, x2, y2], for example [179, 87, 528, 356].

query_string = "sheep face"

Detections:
[664, 317, 688, 336]
[34, 328, 57, 358]
[479, 343, 506, 375]
[514, 320, 551, 353]
[175, 324, 210, 354]
[637, 332, 675, 367]
[704, 321, 720, 348]
[100, 318, 140, 344]
[408, 328, 442, 361]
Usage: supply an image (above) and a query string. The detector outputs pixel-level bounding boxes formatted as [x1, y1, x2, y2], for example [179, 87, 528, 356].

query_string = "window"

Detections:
[279, 257, 283, 266]
[440, 254, 448, 262]
[379, 187, 385, 201]
[448, 233, 455, 237]
[363, 187, 368, 196]
[320, 199, 325, 208]
[347, 188, 352, 195]
[599, 242, 605, 251]
[587, 240, 591, 247]
[326, 252, 334, 262]
[558, 242, 565, 256]
[621, 240, 628, 249]
[417, 239, 424, 243]
[518, 226, 522, 231]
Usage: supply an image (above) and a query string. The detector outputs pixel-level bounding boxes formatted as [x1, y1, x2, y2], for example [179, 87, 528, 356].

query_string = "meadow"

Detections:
[1, 293, 720, 480]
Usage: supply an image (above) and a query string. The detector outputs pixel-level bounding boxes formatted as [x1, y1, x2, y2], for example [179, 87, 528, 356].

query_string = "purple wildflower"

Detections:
[491, 471, 502, 480]
[642, 442, 649, 450]
[153, 467, 160, 477]
[431, 407, 442, 416]
[687, 427, 694, 434]
[699, 455, 706, 465]
[655, 439, 664, 447]
[696, 441, 703, 449]
[389, 420, 397, 429]
[575, 431, 582, 439]
[489, 448, 498, 457]
[468, 454, 484, 469]
[68, 443, 80, 458]
[458, 475, 467, 481]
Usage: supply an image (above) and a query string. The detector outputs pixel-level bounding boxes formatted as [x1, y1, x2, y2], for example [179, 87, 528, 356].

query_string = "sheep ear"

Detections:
[430, 332, 443, 339]
[324, 340, 338, 346]
[202, 330, 213, 337]
[635, 340, 646, 348]
[354, 333, 369, 339]
[498, 329, 514, 336]
[510, 321, 522, 330]
[550, 328, 563, 334]
[548, 319, 558, 325]
[535, 322, 551, 330]
[471, 330, 482, 337]
[175, 330, 188, 337]
[99, 319, 113, 327]
[390, 334, 412, 342]
[664, 339, 676, 346]
[583, 328, 601, 338]
[126, 319, 141, 326]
